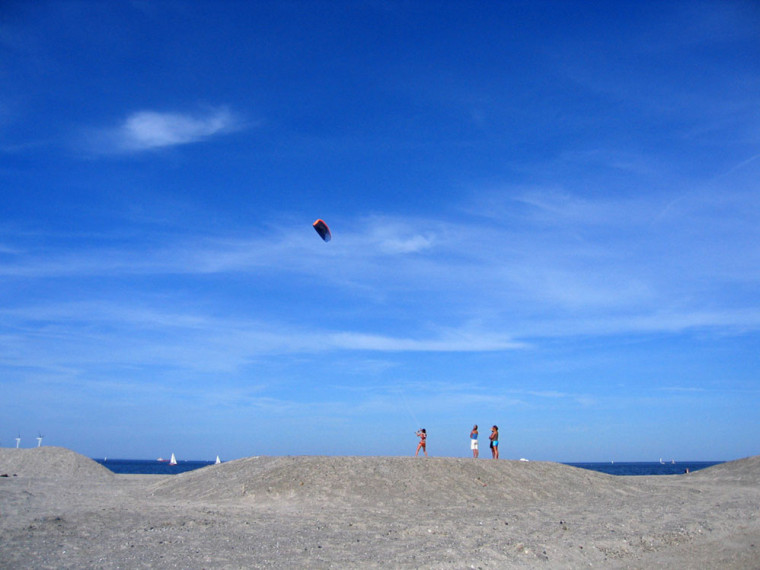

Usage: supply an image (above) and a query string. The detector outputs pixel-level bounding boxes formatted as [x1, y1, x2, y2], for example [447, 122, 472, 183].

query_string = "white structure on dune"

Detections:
[37, 433, 44, 447]
[15, 435, 21, 449]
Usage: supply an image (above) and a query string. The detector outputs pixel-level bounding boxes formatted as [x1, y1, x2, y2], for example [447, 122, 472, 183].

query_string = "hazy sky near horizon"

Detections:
[2, 1, 759, 461]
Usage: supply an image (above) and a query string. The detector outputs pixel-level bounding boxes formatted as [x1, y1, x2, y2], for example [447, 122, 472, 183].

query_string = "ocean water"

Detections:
[95, 458, 215, 475]
[564, 461, 723, 476]
[95, 458, 723, 476]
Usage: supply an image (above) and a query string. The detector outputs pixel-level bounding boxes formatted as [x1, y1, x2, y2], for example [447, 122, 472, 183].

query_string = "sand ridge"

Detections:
[150, 455, 638, 506]
[0, 446, 113, 480]
[1, 448, 759, 568]
[689, 455, 760, 485]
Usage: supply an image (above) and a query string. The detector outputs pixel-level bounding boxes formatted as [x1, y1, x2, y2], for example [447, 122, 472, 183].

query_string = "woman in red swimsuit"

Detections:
[415, 428, 427, 457]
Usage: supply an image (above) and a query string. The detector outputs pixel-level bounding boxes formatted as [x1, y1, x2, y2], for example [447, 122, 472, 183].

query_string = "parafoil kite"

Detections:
[312, 219, 331, 242]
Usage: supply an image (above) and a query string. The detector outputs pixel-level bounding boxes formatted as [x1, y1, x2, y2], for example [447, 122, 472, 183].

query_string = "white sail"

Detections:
[169, 453, 177, 466]
[215, 455, 221, 464]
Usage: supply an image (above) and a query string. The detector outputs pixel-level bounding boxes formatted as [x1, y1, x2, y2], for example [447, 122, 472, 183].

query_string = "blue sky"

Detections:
[2, 1, 759, 462]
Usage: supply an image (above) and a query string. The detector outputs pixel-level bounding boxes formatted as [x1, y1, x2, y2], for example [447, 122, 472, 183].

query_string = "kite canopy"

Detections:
[313, 219, 331, 242]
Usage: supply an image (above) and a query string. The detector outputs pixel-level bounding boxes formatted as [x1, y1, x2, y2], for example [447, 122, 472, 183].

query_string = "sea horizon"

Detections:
[93, 456, 724, 477]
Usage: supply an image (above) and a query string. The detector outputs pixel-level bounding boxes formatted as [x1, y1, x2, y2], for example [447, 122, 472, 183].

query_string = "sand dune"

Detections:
[690, 455, 760, 484]
[151, 455, 634, 505]
[1, 448, 759, 568]
[0, 446, 113, 480]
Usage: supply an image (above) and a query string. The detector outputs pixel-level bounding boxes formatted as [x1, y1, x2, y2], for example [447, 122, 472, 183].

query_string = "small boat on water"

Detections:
[169, 453, 177, 466]
[215, 455, 221, 464]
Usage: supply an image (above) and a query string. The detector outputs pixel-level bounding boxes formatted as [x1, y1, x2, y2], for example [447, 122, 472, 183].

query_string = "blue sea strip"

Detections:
[95, 458, 724, 476]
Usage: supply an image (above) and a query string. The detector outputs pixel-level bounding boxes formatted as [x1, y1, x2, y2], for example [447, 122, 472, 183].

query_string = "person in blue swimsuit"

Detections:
[470, 424, 479, 458]
[489, 425, 499, 459]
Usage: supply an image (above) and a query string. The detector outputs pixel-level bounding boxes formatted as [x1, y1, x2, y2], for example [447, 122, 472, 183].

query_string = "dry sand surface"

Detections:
[1, 448, 758, 569]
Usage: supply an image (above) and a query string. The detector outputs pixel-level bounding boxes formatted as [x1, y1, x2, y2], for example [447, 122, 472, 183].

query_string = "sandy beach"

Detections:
[1, 447, 758, 569]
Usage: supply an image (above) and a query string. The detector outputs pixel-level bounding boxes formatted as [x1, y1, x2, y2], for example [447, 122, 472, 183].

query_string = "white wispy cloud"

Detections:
[326, 330, 524, 352]
[85, 107, 242, 154]
[361, 217, 436, 254]
[2, 175, 759, 377]
[658, 386, 707, 393]
[0, 299, 526, 383]
[119, 108, 236, 149]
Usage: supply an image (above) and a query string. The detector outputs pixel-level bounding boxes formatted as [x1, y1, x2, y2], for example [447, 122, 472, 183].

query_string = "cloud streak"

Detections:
[85, 107, 242, 154]
[3, 178, 760, 352]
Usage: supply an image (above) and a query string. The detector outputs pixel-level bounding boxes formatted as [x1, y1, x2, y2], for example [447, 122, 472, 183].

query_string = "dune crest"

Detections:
[691, 455, 760, 485]
[0, 447, 113, 480]
[151, 455, 641, 505]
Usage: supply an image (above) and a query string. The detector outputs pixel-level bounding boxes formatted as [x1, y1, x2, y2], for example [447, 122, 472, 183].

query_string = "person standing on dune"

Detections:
[470, 425, 479, 458]
[415, 428, 427, 457]
[489, 425, 499, 459]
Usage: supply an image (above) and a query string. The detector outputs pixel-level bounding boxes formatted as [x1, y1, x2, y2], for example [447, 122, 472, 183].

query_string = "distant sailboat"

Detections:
[215, 455, 221, 464]
[169, 453, 177, 466]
